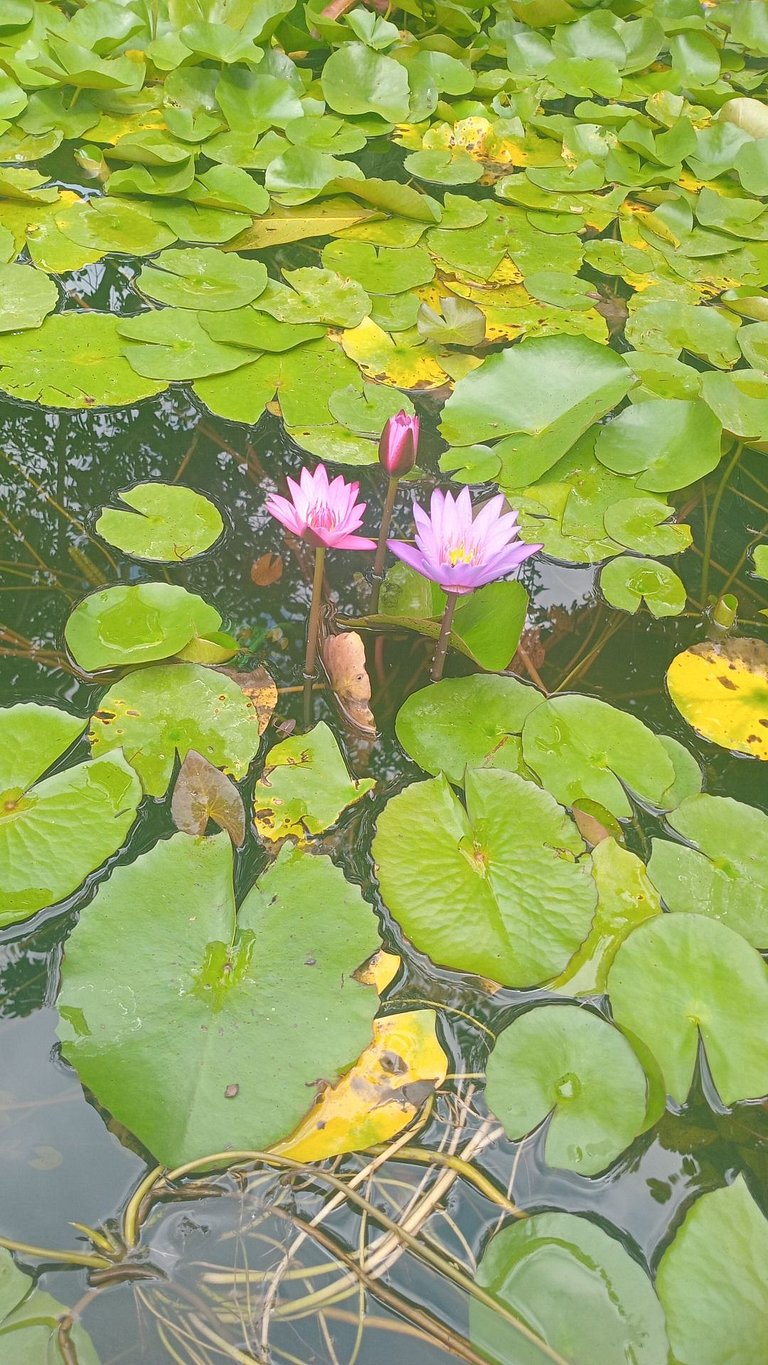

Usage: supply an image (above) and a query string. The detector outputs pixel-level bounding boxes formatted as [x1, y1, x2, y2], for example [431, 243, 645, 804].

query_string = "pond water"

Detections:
[1, 3, 768, 1364]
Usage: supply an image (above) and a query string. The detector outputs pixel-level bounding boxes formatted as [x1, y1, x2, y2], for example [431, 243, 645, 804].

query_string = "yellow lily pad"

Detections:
[276, 1006, 447, 1160]
[667, 638, 768, 761]
[341, 317, 452, 390]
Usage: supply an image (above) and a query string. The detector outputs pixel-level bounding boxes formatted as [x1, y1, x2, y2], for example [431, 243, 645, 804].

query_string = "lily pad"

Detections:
[0, 703, 141, 924]
[321, 44, 411, 124]
[395, 674, 543, 785]
[89, 663, 263, 797]
[171, 751, 246, 848]
[258, 268, 371, 328]
[520, 694, 678, 819]
[95, 483, 224, 562]
[648, 793, 768, 950]
[600, 556, 687, 618]
[602, 497, 692, 557]
[607, 913, 768, 1106]
[701, 369, 768, 441]
[656, 1178, 768, 1365]
[373, 770, 597, 988]
[0, 1248, 100, 1364]
[55, 195, 175, 256]
[471, 1213, 668, 1365]
[252, 722, 375, 843]
[0, 262, 57, 332]
[57, 834, 380, 1166]
[625, 299, 743, 369]
[0, 313, 167, 408]
[595, 399, 723, 493]
[322, 240, 435, 295]
[135, 248, 268, 311]
[65, 583, 226, 673]
[485, 1004, 654, 1175]
[118, 309, 254, 381]
[666, 637, 768, 761]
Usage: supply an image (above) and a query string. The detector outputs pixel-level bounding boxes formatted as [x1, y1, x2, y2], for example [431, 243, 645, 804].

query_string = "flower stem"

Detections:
[430, 592, 458, 682]
[370, 476, 399, 612]
[303, 546, 326, 728]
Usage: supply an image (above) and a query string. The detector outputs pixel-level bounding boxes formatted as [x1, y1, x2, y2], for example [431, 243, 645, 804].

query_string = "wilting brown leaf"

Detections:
[321, 631, 376, 735]
[572, 801, 622, 847]
[217, 664, 278, 734]
[171, 750, 247, 848]
[251, 552, 283, 587]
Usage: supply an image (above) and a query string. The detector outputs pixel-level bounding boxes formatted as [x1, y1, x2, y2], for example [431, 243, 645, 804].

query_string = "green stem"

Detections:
[700, 442, 743, 606]
[303, 546, 326, 729]
[370, 476, 399, 612]
[430, 592, 458, 682]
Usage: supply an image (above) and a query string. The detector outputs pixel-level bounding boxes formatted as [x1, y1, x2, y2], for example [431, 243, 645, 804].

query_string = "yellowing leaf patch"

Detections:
[667, 638, 768, 761]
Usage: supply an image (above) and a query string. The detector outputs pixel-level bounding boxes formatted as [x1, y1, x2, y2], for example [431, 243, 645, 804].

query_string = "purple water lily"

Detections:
[388, 487, 541, 595]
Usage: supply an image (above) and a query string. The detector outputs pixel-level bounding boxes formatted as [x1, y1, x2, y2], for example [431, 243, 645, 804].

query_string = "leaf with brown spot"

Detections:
[321, 631, 376, 735]
[217, 664, 278, 735]
[171, 750, 246, 848]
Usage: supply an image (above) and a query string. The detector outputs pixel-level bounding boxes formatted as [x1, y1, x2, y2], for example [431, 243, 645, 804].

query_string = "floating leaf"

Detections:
[65, 583, 225, 673]
[328, 382, 415, 437]
[471, 1214, 668, 1365]
[595, 398, 723, 493]
[657, 1178, 768, 1365]
[608, 914, 768, 1105]
[95, 483, 223, 562]
[0, 262, 57, 332]
[0, 313, 166, 408]
[251, 552, 283, 586]
[602, 497, 692, 557]
[321, 632, 376, 734]
[0, 1247, 100, 1364]
[404, 149, 484, 185]
[135, 248, 268, 311]
[252, 721, 374, 842]
[0, 703, 141, 925]
[625, 299, 742, 369]
[322, 240, 435, 295]
[321, 44, 411, 123]
[395, 674, 543, 785]
[648, 793, 768, 950]
[340, 318, 451, 390]
[701, 369, 768, 441]
[600, 556, 687, 618]
[171, 750, 246, 848]
[224, 197, 381, 250]
[89, 663, 263, 797]
[666, 637, 768, 760]
[258, 267, 371, 328]
[521, 694, 678, 819]
[373, 770, 597, 988]
[277, 1008, 447, 1160]
[198, 307, 325, 353]
[551, 839, 662, 997]
[118, 309, 253, 381]
[485, 1004, 654, 1175]
[55, 195, 175, 256]
[416, 296, 486, 347]
[58, 835, 380, 1165]
[217, 665, 278, 735]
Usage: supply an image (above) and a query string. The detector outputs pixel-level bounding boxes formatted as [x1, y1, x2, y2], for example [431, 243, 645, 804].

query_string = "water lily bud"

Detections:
[379, 411, 419, 478]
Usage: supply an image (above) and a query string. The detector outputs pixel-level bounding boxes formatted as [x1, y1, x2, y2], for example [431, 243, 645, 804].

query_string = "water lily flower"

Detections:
[379, 410, 420, 478]
[266, 463, 377, 552]
[387, 487, 542, 680]
[371, 410, 420, 611]
[266, 463, 375, 725]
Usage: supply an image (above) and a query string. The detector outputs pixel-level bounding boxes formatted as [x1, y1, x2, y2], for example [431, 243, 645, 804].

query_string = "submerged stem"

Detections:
[430, 592, 458, 682]
[700, 441, 743, 606]
[303, 546, 326, 728]
[370, 476, 399, 612]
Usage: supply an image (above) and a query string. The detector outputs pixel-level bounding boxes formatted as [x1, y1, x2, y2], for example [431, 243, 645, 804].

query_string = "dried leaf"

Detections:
[321, 630, 376, 734]
[217, 664, 278, 734]
[251, 552, 283, 586]
[171, 750, 247, 848]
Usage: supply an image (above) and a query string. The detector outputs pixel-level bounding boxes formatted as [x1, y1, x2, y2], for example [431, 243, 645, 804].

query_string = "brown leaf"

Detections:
[321, 631, 376, 735]
[171, 751, 247, 848]
[251, 552, 283, 587]
[572, 802, 620, 848]
[217, 664, 278, 735]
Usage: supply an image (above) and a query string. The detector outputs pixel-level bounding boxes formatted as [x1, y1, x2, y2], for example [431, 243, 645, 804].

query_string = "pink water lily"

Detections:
[379, 410, 419, 478]
[266, 463, 377, 552]
[388, 487, 541, 595]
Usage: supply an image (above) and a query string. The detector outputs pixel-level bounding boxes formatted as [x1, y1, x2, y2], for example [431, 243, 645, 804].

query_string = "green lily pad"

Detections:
[198, 307, 326, 353]
[403, 149, 484, 185]
[595, 398, 723, 493]
[0, 1247, 100, 1364]
[738, 320, 768, 370]
[57, 834, 380, 1166]
[607, 913, 768, 1105]
[551, 839, 662, 997]
[485, 1004, 654, 1175]
[54, 196, 175, 256]
[265, 146, 364, 206]
[194, 336, 359, 426]
[373, 770, 597, 988]
[117, 309, 254, 381]
[328, 382, 415, 438]
[416, 296, 486, 347]
[135, 248, 268, 311]
[600, 556, 687, 617]
[657, 1178, 768, 1365]
[602, 497, 692, 556]
[471, 1213, 668, 1365]
[521, 694, 678, 820]
[321, 43, 411, 124]
[286, 423, 378, 466]
[0, 262, 57, 332]
[0, 703, 141, 925]
[701, 368, 768, 440]
[648, 793, 768, 950]
[257, 268, 371, 328]
[95, 483, 223, 562]
[625, 299, 743, 369]
[0, 312, 167, 408]
[65, 584, 226, 673]
[252, 722, 375, 843]
[89, 663, 263, 797]
[321, 240, 435, 295]
[395, 674, 543, 785]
